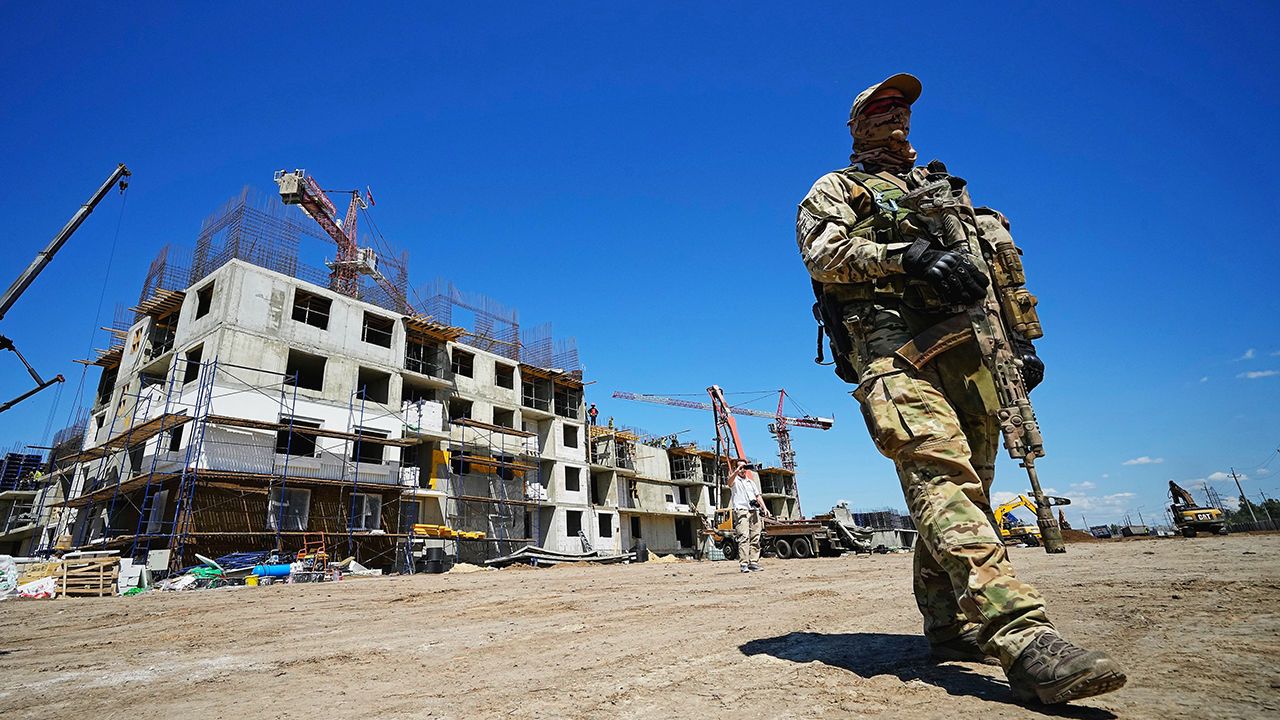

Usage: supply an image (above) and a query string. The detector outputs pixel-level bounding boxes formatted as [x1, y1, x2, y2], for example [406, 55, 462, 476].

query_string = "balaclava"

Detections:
[849, 104, 916, 174]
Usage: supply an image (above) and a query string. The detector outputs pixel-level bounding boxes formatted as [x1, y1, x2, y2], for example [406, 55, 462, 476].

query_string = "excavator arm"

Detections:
[995, 494, 1070, 537]
[1168, 481, 1198, 508]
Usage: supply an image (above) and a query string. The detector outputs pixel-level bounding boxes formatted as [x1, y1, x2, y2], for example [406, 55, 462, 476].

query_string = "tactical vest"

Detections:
[825, 165, 960, 310]
[811, 164, 977, 382]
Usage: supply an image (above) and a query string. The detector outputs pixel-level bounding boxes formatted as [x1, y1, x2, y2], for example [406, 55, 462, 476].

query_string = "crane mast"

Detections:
[274, 169, 407, 312]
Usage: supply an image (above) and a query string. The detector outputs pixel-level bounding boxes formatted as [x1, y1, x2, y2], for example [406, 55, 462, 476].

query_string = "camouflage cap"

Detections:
[848, 73, 923, 124]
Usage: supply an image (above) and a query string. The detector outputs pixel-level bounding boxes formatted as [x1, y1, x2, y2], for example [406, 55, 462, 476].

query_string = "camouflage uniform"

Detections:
[797, 163, 1054, 669]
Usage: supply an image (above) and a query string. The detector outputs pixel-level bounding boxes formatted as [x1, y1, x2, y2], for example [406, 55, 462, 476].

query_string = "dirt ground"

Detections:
[2, 534, 1277, 720]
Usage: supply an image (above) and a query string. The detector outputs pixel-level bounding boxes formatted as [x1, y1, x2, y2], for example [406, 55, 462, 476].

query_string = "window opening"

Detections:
[292, 289, 332, 329]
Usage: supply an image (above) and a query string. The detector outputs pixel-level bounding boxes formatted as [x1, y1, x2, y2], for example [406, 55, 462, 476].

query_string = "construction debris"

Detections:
[485, 545, 635, 568]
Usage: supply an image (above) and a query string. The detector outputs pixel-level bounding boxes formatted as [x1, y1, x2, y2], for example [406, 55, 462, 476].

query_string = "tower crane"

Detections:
[611, 388, 833, 471]
[273, 169, 409, 313]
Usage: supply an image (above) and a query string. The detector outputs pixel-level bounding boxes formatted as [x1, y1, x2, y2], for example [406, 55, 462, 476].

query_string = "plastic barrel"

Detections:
[252, 564, 293, 577]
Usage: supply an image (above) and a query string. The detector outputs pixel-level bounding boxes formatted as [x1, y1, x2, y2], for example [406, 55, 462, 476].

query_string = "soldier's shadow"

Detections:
[739, 632, 1117, 719]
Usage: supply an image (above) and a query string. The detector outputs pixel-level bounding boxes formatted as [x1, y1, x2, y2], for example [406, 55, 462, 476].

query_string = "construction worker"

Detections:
[795, 73, 1126, 704]
[588, 403, 599, 426]
[729, 460, 771, 572]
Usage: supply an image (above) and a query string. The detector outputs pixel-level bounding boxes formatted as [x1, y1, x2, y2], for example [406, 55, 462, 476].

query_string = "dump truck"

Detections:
[1168, 480, 1228, 537]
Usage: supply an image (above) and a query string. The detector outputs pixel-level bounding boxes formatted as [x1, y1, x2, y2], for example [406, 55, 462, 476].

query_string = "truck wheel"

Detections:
[774, 538, 793, 559]
[1182, 527, 1196, 538]
[793, 537, 813, 559]
[721, 538, 739, 561]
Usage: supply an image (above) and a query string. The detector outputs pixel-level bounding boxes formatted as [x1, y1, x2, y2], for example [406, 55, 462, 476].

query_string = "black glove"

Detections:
[901, 239, 989, 306]
[1014, 339, 1045, 391]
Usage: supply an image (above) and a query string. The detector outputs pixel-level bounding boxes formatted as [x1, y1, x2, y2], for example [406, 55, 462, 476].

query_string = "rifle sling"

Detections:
[894, 314, 974, 371]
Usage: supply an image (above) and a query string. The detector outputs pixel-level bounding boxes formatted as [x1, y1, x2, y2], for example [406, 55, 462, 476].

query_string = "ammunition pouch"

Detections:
[975, 208, 1043, 340]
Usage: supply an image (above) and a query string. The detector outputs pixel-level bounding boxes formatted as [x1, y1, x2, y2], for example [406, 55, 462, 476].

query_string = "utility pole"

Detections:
[1231, 467, 1259, 524]
[1136, 509, 1146, 527]
[1258, 492, 1274, 525]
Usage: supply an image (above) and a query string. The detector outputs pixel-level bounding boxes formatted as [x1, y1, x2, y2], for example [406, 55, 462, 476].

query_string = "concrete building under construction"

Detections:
[35, 185, 805, 571]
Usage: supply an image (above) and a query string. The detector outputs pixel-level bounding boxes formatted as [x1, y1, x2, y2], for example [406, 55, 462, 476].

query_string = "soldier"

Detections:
[795, 73, 1126, 704]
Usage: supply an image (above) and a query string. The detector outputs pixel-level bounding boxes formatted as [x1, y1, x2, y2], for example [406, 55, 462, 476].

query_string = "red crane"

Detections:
[274, 169, 408, 312]
[611, 388, 833, 471]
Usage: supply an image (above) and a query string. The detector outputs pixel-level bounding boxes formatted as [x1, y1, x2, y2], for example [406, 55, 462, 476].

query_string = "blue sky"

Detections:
[2, 2, 1277, 525]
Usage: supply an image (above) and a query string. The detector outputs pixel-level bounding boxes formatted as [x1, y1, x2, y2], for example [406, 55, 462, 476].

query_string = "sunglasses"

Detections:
[860, 96, 911, 116]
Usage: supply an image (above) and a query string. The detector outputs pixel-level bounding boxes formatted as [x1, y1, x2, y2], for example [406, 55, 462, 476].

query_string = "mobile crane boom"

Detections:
[0, 164, 131, 413]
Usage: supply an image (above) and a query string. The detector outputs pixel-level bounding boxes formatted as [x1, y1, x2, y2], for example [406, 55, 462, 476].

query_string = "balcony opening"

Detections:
[554, 385, 582, 419]
[405, 338, 444, 377]
[148, 314, 177, 358]
[675, 518, 694, 549]
[564, 466, 581, 492]
[402, 379, 437, 404]
[591, 472, 609, 506]
[521, 377, 551, 411]
[182, 344, 203, 384]
[493, 407, 516, 429]
[566, 510, 583, 537]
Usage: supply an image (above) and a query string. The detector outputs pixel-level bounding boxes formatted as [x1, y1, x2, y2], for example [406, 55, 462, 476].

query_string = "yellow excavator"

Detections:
[1168, 481, 1227, 538]
[994, 494, 1071, 546]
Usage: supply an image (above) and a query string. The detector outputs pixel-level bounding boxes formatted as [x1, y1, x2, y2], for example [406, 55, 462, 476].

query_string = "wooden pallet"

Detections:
[60, 557, 119, 598]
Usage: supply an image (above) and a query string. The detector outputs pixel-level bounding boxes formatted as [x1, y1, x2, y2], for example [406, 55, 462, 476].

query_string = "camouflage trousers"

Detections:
[847, 303, 1053, 668]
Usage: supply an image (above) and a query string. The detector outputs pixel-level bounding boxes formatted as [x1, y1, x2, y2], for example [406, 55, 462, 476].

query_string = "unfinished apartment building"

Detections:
[587, 428, 803, 556]
[52, 190, 593, 569]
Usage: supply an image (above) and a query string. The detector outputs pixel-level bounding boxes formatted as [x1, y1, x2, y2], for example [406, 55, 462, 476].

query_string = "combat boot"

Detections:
[928, 627, 999, 666]
[1006, 631, 1127, 704]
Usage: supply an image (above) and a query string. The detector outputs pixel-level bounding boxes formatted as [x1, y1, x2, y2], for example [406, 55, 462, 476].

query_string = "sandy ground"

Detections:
[1, 534, 1277, 720]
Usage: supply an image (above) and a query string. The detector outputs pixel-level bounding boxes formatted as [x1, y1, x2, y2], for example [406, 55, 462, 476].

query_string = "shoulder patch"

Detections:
[797, 205, 822, 239]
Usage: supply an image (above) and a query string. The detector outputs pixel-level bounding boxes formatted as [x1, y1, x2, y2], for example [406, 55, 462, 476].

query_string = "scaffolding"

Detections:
[63, 352, 425, 572]
[444, 417, 544, 564]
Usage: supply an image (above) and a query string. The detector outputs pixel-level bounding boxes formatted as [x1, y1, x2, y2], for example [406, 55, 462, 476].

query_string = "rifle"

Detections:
[898, 174, 1065, 553]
